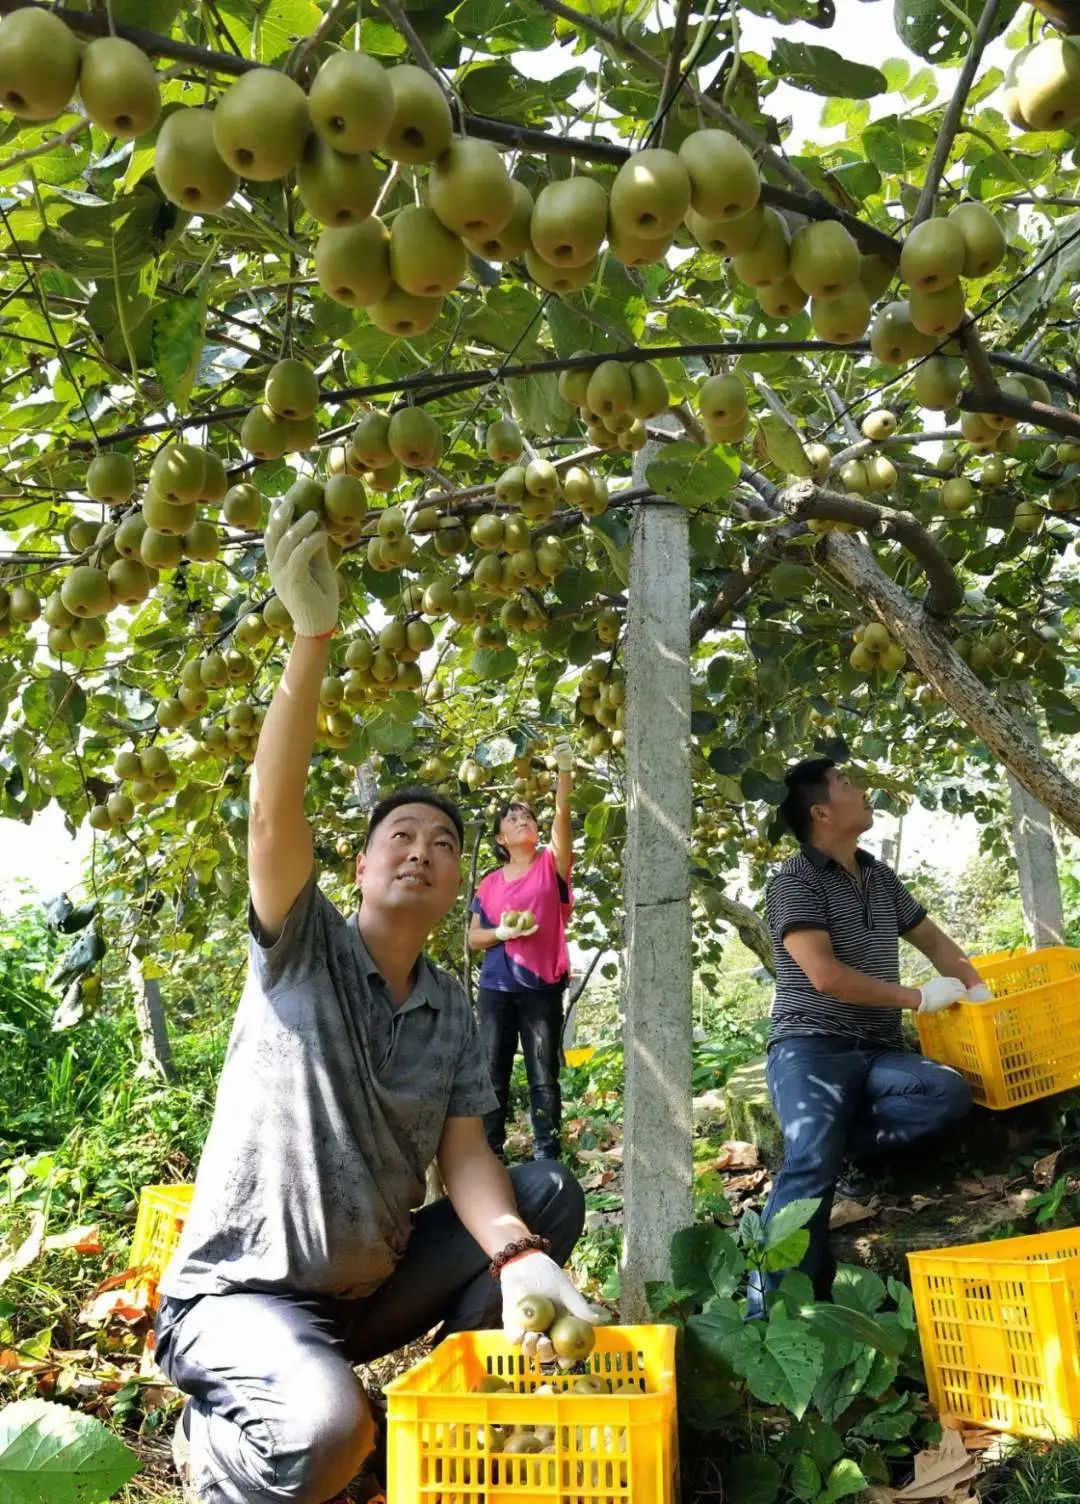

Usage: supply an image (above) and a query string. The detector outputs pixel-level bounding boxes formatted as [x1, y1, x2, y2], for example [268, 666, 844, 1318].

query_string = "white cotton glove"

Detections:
[495, 911, 539, 942]
[918, 977, 969, 1014]
[500, 1251, 600, 1364]
[966, 982, 994, 1003]
[554, 737, 575, 773]
[264, 499, 339, 638]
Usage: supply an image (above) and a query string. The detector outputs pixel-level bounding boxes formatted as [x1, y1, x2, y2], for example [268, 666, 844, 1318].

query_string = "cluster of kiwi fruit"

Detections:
[95, 745, 178, 827]
[573, 658, 626, 757]
[239, 359, 324, 462]
[29, 444, 228, 656]
[849, 622, 907, 675]
[0, 10, 161, 137]
[557, 357, 670, 454]
[312, 621, 435, 748]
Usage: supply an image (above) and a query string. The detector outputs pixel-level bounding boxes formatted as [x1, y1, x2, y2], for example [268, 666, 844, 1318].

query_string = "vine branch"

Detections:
[779, 481, 965, 618]
[911, 0, 1002, 227]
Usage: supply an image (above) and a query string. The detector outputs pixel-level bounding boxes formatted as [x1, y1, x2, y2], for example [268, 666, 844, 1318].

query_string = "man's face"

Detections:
[816, 767, 874, 836]
[355, 802, 461, 922]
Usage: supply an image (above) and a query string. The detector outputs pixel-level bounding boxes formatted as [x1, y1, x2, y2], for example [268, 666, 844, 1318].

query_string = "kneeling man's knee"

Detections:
[274, 1367, 373, 1504]
[935, 1067, 972, 1124]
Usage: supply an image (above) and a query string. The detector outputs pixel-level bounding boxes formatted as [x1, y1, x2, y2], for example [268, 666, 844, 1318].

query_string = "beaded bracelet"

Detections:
[488, 1234, 551, 1281]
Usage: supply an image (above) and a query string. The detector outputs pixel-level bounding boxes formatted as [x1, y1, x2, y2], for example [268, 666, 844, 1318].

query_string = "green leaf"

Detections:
[764, 1228, 810, 1271]
[646, 442, 738, 507]
[756, 1316, 826, 1417]
[671, 1223, 744, 1302]
[452, 0, 554, 51]
[770, 41, 886, 99]
[0, 1398, 139, 1503]
[470, 647, 518, 680]
[894, 0, 1019, 63]
[256, 0, 325, 62]
[797, 1300, 906, 1357]
[505, 373, 573, 437]
[757, 415, 812, 478]
[586, 517, 631, 588]
[790, 1453, 822, 1502]
[832, 1263, 887, 1314]
[741, 768, 788, 805]
[151, 294, 206, 412]
[819, 1457, 868, 1503]
[721, 1453, 782, 1504]
[37, 186, 179, 278]
[366, 713, 415, 756]
[765, 1197, 819, 1250]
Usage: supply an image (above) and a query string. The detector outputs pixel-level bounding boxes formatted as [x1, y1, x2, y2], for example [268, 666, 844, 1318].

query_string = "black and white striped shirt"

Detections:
[766, 845, 927, 1047]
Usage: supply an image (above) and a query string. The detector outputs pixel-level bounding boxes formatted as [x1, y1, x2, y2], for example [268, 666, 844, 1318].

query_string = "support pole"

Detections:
[620, 425, 694, 1320]
[1007, 775, 1066, 948]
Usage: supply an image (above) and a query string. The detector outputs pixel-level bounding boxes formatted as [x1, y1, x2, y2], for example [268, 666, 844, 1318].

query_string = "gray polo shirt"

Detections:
[160, 873, 497, 1303]
[766, 844, 927, 1049]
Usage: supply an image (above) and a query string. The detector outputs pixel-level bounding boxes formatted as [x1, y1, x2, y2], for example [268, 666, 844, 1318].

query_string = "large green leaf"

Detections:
[670, 1223, 743, 1301]
[152, 294, 206, 412]
[894, 0, 1019, 62]
[37, 187, 180, 278]
[646, 442, 738, 507]
[0, 1399, 139, 1503]
[771, 42, 886, 99]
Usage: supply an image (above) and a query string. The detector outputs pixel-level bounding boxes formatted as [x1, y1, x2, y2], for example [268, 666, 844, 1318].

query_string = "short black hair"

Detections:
[365, 786, 465, 851]
[492, 800, 536, 864]
[779, 758, 836, 843]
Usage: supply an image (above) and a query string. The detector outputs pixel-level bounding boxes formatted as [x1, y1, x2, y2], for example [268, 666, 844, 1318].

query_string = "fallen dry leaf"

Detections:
[830, 1197, 874, 1228]
[725, 1170, 768, 1196]
[719, 1140, 760, 1170]
[1032, 1149, 1063, 1189]
[893, 1427, 981, 1500]
[88, 1266, 141, 1297]
[910, 1194, 942, 1213]
[956, 1175, 1007, 1199]
[43, 1223, 101, 1256]
[580, 1171, 615, 1191]
[79, 1289, 149, 1328]
[0, 1210, 46, 1285]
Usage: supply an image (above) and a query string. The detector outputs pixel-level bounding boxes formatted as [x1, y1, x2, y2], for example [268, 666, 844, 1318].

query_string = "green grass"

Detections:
[979, 1438, 1080, 1504]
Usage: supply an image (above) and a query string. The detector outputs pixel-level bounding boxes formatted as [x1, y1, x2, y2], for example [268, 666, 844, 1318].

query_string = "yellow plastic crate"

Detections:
[969, 945, 1029, 972]
[916, 947, 1080, 1108]
[384, 1325, 678, 1503]
[563, 1046, 597, 1068]
[971, 946, 1078, 993]
[908, 1229, 1080, 1439]
[129, 1184, 193, 1310]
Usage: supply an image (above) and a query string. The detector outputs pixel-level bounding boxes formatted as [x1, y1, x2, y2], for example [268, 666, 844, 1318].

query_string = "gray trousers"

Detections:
[155, 1161, 585, 1504]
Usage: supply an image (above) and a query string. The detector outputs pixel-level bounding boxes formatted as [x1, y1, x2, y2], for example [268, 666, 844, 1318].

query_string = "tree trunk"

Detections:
[820, 533, 1080, 836]
[128, 953, 175, 1082]
[620, 428, 694, 1321]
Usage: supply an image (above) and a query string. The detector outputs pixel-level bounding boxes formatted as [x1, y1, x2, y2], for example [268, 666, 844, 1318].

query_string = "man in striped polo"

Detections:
[754, 758, 991, 1305]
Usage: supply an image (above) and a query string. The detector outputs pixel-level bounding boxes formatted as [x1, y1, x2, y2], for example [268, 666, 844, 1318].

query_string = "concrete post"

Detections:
[619, 429, 694, 1320]
[1007, 771, 1065, 948]
[1001, 688, 1065, 949]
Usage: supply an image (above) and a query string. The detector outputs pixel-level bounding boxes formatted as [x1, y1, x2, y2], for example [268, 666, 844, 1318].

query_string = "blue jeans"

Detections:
[751, 1035, 971, 1307]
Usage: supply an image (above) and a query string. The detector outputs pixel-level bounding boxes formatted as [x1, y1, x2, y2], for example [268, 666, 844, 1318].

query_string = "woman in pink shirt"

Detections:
[467, 739, 575, 1160]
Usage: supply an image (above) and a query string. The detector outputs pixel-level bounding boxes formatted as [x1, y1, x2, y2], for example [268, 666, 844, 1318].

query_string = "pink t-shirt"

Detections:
[472, 846, 573, 989]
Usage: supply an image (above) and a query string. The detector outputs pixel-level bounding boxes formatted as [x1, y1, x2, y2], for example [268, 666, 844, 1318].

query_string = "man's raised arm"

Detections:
[248, 502, 339, 940]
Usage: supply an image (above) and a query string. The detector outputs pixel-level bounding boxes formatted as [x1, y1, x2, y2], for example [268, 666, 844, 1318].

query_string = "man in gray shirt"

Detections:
[155, 501, 594, 1504]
